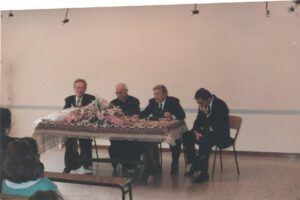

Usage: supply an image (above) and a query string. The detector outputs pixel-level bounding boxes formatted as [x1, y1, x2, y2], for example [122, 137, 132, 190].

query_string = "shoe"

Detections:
[70, 166, 84, 174]
[70, 166, 92, 175]
[193, 172, 209, 184]
[63, 168, 71, 173]
[170, 163, 179, 175]
[184, 165, 195, 177]
[83, 168, 93, 175]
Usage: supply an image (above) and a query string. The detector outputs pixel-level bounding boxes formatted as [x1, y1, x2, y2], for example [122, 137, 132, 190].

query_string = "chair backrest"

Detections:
[229, 115, 242, 141]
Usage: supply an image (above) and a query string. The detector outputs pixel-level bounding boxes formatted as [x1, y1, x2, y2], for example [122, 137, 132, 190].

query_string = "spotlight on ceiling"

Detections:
[289, 0, 300, 12]
[265, 1, 271, 17]
[8, 10, 14, 17]
[191, 4, 199, 15]
[62, 8, 70, 24]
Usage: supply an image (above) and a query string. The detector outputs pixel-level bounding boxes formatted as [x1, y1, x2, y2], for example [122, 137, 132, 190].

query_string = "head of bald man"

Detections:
[115, 83, 128, 101]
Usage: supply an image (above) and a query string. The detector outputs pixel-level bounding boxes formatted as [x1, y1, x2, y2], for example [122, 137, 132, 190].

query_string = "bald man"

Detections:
[109, 83, 140, 171]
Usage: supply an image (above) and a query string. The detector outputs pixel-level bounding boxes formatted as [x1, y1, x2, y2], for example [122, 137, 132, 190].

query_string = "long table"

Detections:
[32, 119, 188, 181]
[33, 119, 187, 153]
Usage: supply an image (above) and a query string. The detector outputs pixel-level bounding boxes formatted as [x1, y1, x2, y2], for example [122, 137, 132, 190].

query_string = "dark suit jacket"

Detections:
[140, 96, 186, 120]
[110, 95, 140, 116]
[192, 95, 232, 148]
[0, 148, 4, 192]
[64, 94, 95, 109]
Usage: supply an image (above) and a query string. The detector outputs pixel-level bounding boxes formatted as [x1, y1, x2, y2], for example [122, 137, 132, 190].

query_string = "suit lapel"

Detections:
[72, 96, 76, 107]
[162, 97, 169, 113]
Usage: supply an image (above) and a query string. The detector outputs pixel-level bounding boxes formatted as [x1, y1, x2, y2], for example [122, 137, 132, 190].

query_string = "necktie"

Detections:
[76, 98, 81, 107]
[207, 105, 211, 115]
[159, 103, 163, 116]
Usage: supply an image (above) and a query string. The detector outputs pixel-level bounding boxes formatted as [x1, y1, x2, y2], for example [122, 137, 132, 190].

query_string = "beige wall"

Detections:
[1, 2, 300, 153]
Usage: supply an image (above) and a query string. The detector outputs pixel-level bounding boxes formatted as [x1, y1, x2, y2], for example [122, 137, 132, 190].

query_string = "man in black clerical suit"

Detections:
[63, 79, 95, 173]
[109, 83, 140, 171]
[183, 88, 233, 183]
[140, 84, 186, 175]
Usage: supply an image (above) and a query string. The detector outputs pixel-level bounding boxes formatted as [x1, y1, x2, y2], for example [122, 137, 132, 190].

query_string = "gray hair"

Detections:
[153, 84, 168, 95]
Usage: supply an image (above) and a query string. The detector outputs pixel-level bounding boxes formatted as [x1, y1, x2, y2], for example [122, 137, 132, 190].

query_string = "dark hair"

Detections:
[73, 79, 87, 89]
[194, 88, 212, 100]
[0, 107, 11, 134]
[2, 138, 44, 183]
[29, 191, 64, 200]
[153, 84, 168, 95]
[22, 137, 39, 155]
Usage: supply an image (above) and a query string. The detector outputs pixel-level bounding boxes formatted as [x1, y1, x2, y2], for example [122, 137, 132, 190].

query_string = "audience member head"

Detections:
[153, 84, 168, 103]
[194, 88, 212, 107]
[0, 107, 12, 135]
[28, 190, 64, 200]
[22, 137, 39, 155]
[73, 79, 87, 98]
[115, 83, 128, 101]
[2, 138, 44, 183]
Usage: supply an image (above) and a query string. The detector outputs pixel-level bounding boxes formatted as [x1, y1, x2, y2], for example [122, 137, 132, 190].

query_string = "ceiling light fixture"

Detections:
[265, 1, 271, 17]
[62, 8, 70, 24]
[191, 4, 199, 15]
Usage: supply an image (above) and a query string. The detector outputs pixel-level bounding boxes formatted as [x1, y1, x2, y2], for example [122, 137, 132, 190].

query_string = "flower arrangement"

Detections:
[63, 97, 125, 127]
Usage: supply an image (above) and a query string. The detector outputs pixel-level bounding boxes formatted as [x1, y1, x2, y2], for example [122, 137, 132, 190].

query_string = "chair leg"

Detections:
[159, 143, 163, 166]
[93, 138, 99, 159]
[121, 188, 125, 200]
[211, 146, 218, 178]
[233, 145, 240, 176]
[129, 184, 133, 200]
[183, 145, 188, 171]
[219, 149, 223, 171]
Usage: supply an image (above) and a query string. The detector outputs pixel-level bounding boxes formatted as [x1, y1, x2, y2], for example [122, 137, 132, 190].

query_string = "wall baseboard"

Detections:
[92, 145, 300, 159]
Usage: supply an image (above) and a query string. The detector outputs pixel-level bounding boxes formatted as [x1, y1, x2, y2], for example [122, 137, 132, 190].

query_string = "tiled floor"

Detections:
[40, 148, 300, 200]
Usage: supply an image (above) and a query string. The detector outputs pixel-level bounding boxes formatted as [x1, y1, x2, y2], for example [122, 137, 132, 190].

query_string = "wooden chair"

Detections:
[45, 171, 133, 200]
[211, 115, 242, 178]
[93, 138, 99, 158]
[0, 194, 27, 200]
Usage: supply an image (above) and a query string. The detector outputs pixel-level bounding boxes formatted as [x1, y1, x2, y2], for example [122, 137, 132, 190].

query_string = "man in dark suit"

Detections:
[140, 84, 186, 175]
[109, 83, 141, 171]
[183, 88, 233, 183]
[63, 79, 95, 173]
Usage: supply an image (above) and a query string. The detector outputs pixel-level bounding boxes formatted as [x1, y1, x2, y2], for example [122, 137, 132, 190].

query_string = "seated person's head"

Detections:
[21, 137, 44, 170]
[2, 138, 44, 183]
[29, 190, 64, 200]
[0, 107, 12, 135]
[21, 137, 39, 156]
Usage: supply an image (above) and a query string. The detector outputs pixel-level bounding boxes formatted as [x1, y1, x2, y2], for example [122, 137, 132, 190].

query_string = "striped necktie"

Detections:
[76, 98, 81, 107]
[159, 102, 163, 116]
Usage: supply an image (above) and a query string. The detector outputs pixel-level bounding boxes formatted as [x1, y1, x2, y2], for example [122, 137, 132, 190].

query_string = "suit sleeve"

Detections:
[213, 103, 230, 138]
[139, 100, 152, 118]
[192, 111, 207, 132]
[171, 99, 186, 120]
[63, 97, 72, 109]
[131, 99, 140, 115]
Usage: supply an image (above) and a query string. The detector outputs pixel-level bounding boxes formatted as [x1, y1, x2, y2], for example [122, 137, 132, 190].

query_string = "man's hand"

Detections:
[193, 130, 203, 141]
[198, 103, 208, 115]
[164, 112, 173, 120]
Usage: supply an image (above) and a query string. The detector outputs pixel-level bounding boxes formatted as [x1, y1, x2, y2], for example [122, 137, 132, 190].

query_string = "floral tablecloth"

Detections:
[32, 119, 188, 154]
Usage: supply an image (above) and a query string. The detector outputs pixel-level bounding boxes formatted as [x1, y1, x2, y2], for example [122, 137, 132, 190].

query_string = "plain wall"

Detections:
[1, 2, 300, 153]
